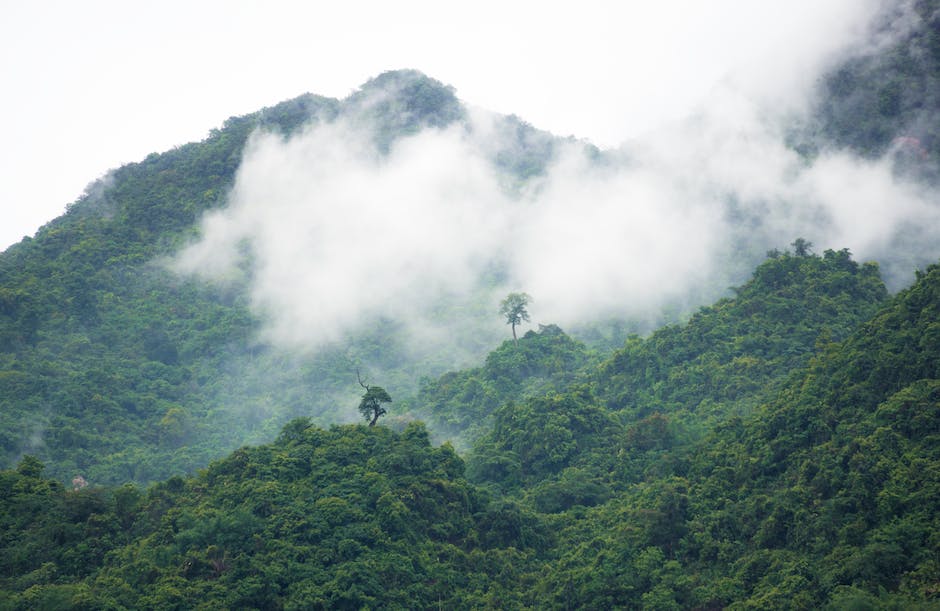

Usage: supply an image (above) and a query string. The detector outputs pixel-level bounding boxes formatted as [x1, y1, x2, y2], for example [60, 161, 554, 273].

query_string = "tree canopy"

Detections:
[1, 251, 939, 609]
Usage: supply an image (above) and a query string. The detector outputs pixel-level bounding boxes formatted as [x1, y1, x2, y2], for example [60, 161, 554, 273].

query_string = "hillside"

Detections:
[533, 261, 940, 608]
[0, 71, 569, 485]
[442, 248, 889, 492]
[0, 423, 544, 609]
[0, 257, 936, 609]
[814, 0, 940, 167]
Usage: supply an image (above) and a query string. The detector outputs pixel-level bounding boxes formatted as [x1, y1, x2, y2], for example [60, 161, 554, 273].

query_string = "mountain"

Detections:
[1, 3, 940, 606]
[0, 71, 574, 485]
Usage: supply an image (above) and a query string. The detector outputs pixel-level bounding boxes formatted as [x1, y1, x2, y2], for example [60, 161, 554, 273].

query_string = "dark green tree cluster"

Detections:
[0, 423, 551, 609]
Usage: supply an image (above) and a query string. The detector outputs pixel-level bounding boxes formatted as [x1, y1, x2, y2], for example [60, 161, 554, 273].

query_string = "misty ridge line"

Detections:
[170, 67, 940, 360]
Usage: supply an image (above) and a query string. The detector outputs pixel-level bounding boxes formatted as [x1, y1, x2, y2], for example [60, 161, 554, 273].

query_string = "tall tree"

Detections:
[791, 237, 814, 257]
[499, 292, 532, 344]
[357, 370, 392, 427]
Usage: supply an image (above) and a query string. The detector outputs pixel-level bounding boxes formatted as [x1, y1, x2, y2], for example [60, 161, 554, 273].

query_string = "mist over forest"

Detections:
[173, 5, 940, 365]
[1, 1, 940, 608]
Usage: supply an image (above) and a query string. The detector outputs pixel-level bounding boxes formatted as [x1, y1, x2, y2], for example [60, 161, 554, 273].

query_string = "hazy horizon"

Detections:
[1, 0, 887, 250]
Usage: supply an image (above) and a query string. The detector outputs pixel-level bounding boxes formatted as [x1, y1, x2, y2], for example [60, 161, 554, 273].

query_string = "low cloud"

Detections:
[173, 91, 940, 358]
[173, 118, 516, 354]
[173, 6, 940, 357]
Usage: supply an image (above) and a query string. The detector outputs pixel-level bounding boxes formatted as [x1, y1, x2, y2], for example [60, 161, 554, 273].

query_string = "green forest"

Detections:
[1, 2, 939, 608]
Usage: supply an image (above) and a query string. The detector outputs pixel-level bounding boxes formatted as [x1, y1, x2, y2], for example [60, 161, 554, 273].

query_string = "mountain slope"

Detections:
[0, 71, 567, 485]
[598, 246, 887, 421]
[535, 261, 940, 609]
[0, 423, 551, 609]
[815, 0, 940, 167]
[0, 259, 936, 608]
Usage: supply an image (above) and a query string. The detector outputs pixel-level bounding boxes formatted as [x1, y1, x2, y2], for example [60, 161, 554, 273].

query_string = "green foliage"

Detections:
[468, 386, 621, 489]
[531, 260, 940, 609]
[0, 422, 547, 608]
[0, 93, 345, 485]
[0, 254, 938, 608]
[598, 248, 887, 427]
[357, 383, 392, 427]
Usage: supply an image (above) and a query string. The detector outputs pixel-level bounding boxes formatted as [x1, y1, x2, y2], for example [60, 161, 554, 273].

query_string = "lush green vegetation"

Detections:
[0, 90, 345, 485]
[402, 323, 594, 444]
[599, 246, 887, 425]
[419, 247, 886, 497]
[530, 262, 940, 608]
[0, 424, 549, 609]
[3, 251, 934, 609]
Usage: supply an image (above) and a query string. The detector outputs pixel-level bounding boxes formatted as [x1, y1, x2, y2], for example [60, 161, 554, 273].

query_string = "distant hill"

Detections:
[814, 0, 940, 168]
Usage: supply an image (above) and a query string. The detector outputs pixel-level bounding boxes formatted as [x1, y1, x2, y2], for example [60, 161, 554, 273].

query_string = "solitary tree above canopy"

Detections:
[357, 370, 392, 426]
[792, 238, 814, 257]
[499, 292, 532, 344]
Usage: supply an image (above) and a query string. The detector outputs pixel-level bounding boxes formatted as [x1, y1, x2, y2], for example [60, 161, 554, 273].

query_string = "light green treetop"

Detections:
[499, 292, 532, 343]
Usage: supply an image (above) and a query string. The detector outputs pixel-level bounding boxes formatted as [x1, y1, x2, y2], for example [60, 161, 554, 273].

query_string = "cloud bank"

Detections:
[173, 95, 940, 358]
[172, 3, 940, 356]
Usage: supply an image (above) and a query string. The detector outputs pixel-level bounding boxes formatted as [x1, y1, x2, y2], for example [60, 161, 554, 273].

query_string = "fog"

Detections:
[173, 110, 938, 356]
[172, 0, 940, 364]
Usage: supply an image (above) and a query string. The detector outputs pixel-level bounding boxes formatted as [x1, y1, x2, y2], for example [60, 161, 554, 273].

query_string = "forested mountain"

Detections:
[1, 1, 940, 608]
[0, 70, 568, 485]
[533, 260, 940, 608]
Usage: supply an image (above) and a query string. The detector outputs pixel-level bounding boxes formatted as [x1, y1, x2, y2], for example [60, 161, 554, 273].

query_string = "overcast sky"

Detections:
[0, 0, 880, 251]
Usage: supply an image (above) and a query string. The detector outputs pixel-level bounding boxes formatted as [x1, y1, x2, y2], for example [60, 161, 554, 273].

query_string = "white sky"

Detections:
[0, 0, 878, 251]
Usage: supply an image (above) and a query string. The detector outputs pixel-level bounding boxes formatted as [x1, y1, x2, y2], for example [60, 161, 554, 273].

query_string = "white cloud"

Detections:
[173, 66, 940, 356]
[174, 118, 517, 351]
